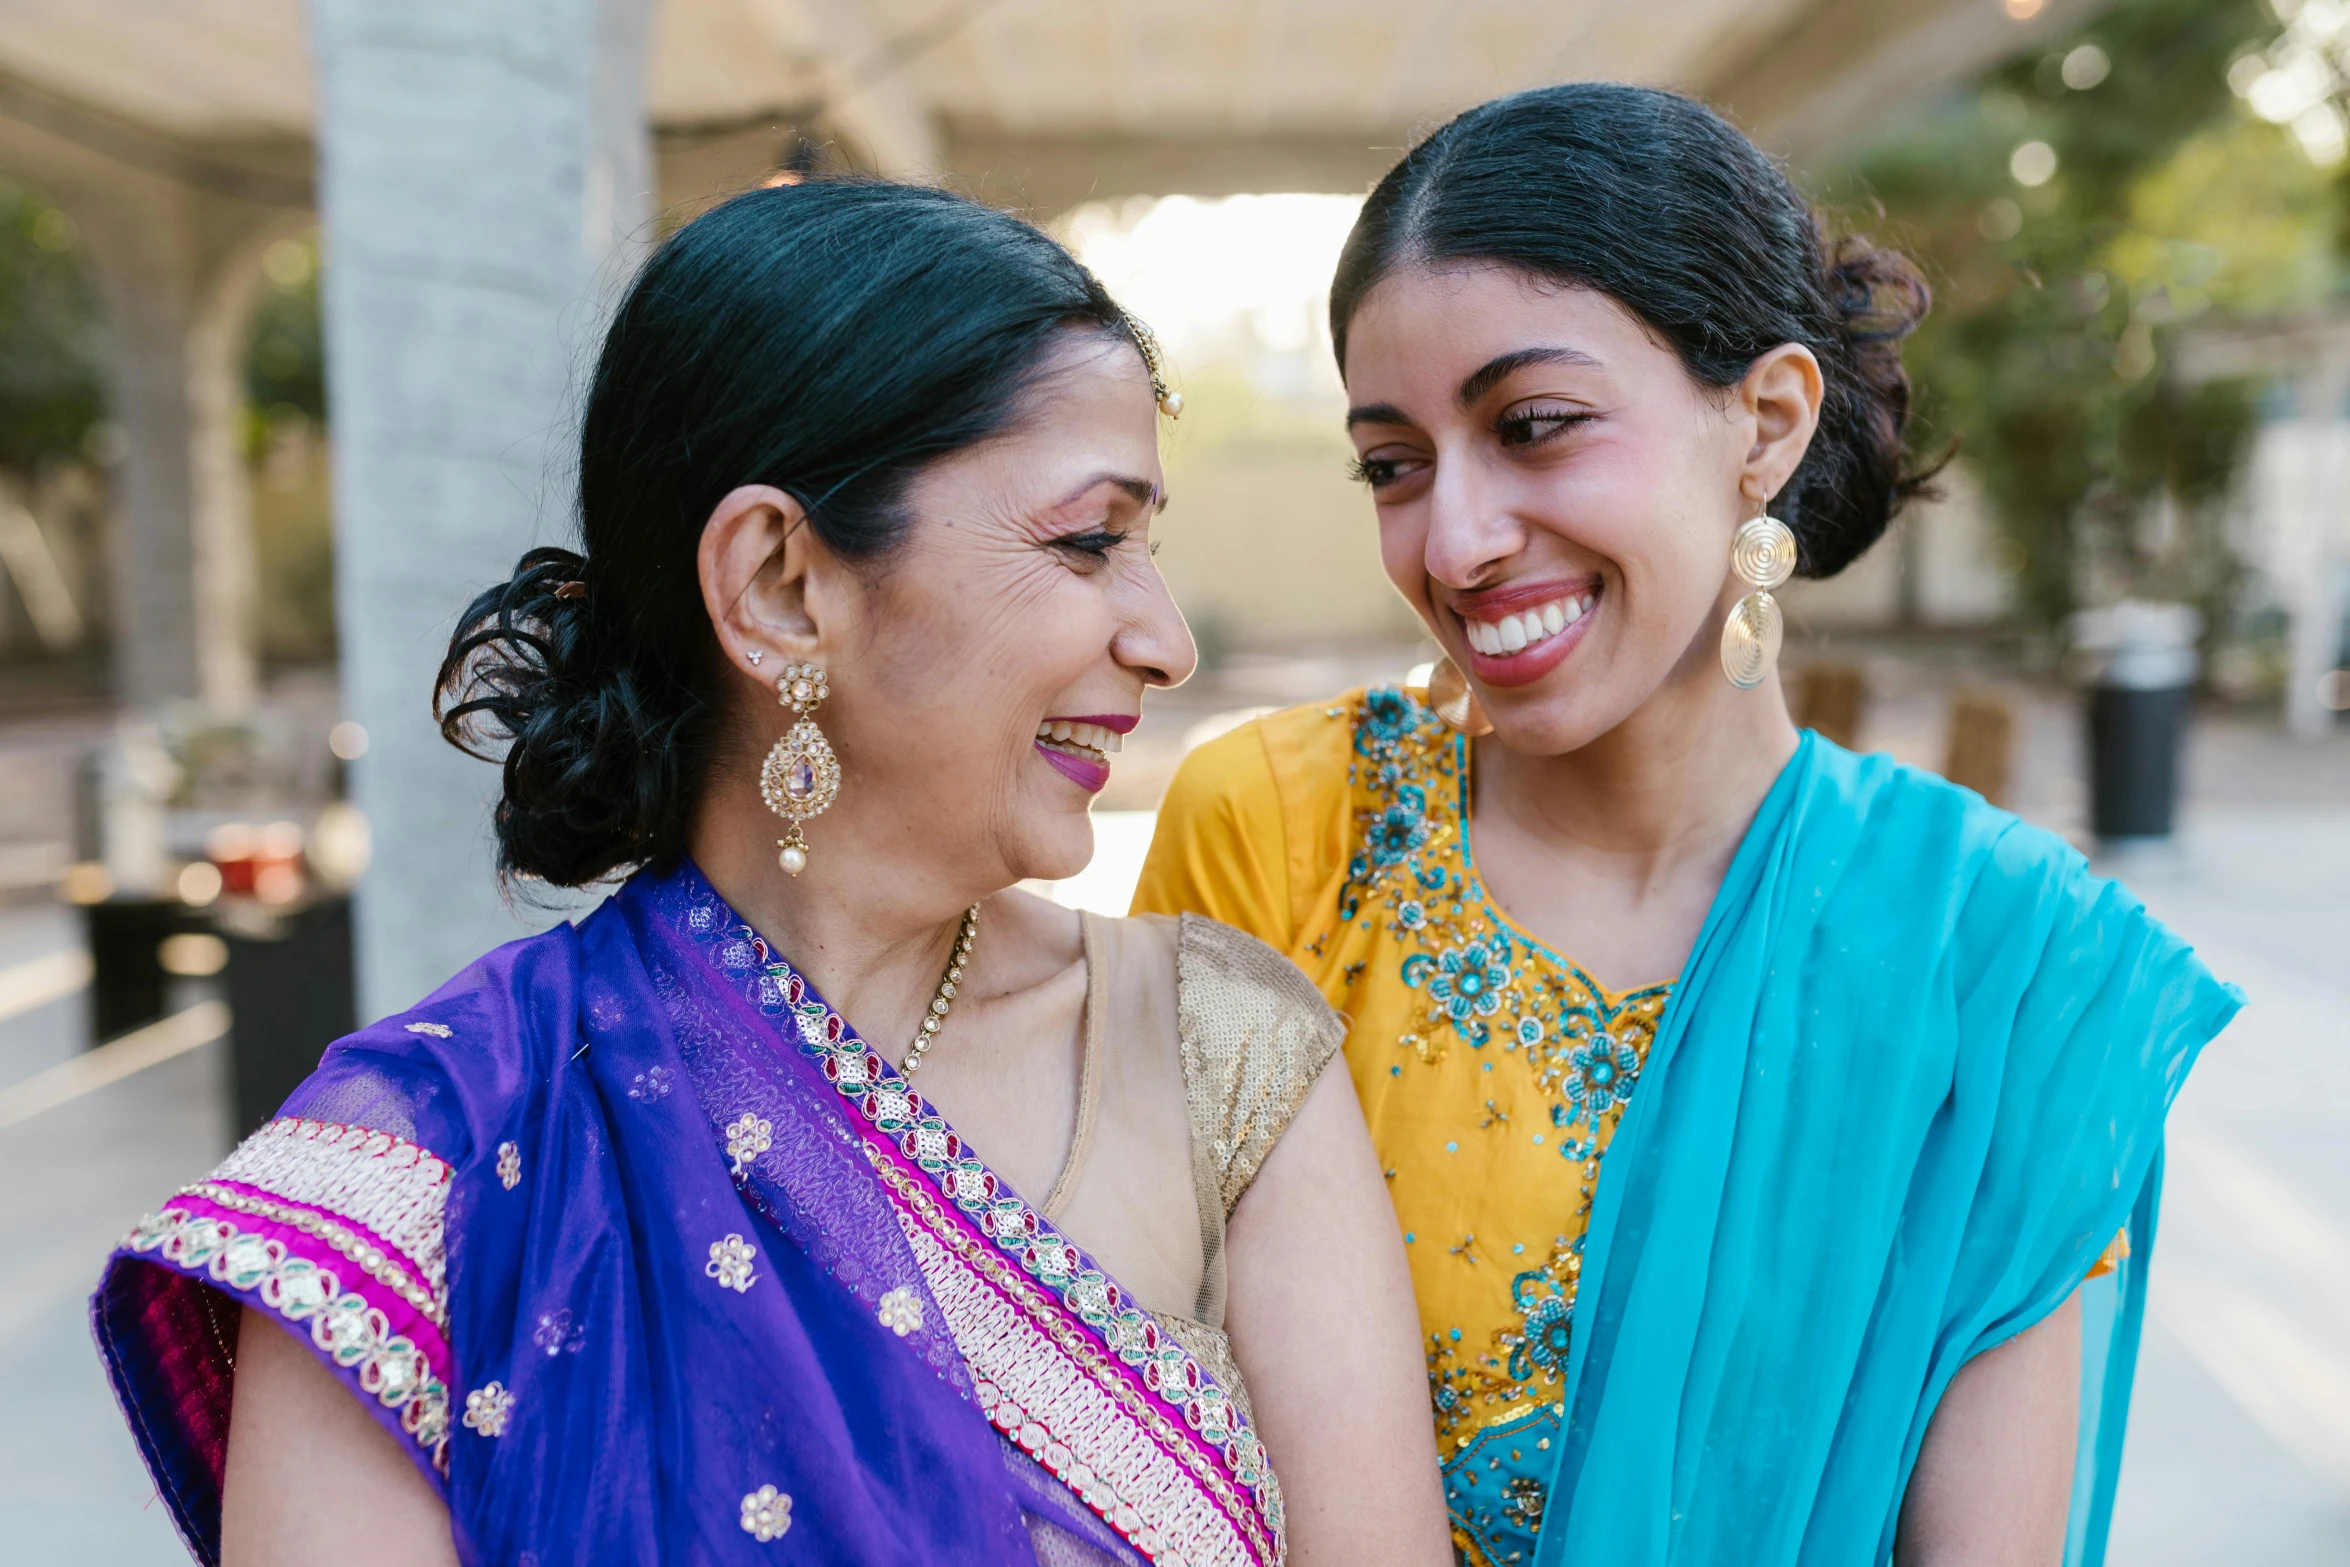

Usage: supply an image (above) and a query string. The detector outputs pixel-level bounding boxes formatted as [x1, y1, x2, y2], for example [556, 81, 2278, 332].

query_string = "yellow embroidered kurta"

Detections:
[1134, 686, 2122, 1567]
[1135, 688, 1656, 1562]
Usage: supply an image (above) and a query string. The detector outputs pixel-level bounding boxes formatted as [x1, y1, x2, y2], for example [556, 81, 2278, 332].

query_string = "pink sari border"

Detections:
[756, 953, 1285, 1567]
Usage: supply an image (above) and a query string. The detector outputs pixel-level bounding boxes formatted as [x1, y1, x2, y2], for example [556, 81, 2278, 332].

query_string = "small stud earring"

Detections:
[746, 648, 763, 667]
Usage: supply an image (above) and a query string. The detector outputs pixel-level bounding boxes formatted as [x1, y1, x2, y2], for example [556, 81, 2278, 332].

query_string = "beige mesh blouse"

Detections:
[1039, 911, 1344, 1420]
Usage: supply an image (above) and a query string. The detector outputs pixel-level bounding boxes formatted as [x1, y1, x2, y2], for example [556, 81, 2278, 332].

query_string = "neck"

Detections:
[1474, 649, 1802, 894]
[689, 760, 981, 1064]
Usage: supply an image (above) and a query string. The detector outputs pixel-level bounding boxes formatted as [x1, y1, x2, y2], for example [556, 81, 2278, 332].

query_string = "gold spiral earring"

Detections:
[1426, 655, 1494, 736]
[760, 663, 840, 876]
[1720, 514, 1797, 690]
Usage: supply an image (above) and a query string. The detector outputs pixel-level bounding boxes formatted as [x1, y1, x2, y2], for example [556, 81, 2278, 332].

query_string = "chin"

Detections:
[1483, 683, 1633, 758]
[1005, 811, 1097, 887]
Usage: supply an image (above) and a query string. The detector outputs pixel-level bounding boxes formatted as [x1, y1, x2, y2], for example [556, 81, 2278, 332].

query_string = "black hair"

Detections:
[436, 179, 1131, 887]
[1330, 83, 1935, 577]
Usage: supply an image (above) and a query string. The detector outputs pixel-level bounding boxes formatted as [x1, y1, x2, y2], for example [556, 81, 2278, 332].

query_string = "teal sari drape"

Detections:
[1532, 734, 2239, 1567]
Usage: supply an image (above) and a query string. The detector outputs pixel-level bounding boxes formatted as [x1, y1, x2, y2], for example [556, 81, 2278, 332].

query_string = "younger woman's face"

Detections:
[813, 332, 1196, 885]
[1341, 263, 1814, 755]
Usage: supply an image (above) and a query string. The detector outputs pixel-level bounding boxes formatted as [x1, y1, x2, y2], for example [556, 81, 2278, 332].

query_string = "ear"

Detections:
[1736, 343, 1825, 510]
[697, 484, 828, 684]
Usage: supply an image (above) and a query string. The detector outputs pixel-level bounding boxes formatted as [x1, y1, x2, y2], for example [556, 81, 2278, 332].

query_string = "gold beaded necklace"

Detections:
[898, 904, 978, 1079]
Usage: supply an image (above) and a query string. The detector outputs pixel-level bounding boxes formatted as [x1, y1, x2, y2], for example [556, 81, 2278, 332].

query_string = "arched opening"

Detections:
[0, 175, 108, 701]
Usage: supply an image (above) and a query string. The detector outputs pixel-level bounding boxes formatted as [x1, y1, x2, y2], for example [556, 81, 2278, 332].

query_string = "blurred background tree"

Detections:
[0, 182, 103, 477]
[243, 236, 336, 663]
[1825, 0, 2347, 652]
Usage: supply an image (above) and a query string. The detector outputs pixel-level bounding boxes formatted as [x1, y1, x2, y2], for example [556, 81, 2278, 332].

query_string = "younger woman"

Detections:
[1137, 84, 2236, 1567]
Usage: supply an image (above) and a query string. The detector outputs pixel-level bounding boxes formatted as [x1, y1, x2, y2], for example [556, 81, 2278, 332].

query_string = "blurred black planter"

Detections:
[81, 899, 201, 1042]
[2072, 603, 2199, 850]
[220, 897, 357, 1136]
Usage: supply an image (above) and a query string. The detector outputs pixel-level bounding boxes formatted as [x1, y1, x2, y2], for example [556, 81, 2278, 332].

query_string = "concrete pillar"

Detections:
[308, 0, 655, 1018]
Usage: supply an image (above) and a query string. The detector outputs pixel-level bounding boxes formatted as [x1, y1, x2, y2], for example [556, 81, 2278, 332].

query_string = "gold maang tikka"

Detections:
[1124, 316, 1184, 419]
[760, 662, 840, 875]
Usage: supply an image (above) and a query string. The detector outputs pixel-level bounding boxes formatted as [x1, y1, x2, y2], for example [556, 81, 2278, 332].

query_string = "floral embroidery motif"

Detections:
[627, 1065, 674, 1102]
[876, 1285, 924, 1336]
[404, 1020, 452, 1038]
[706, 1233, 758, 1293]
[531, 1309, 584, 1356]
[1560, 1032, 1638, 1123]
[724, 1112, 773, 1177]
[740, 1485, 793, 1542]
[463, 1380, 514, 1437]
[1332, 687, 1674, 1565]
[124, 1207, 452, 1469]
[495, 1142, 521, 1190]
[1426, 940, 1510, 1023]
[1503, 1263, 1574, 1384]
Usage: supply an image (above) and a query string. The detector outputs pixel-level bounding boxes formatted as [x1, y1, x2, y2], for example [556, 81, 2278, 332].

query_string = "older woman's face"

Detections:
[823, 333, 1195, 883]
[1341, 264, 1765, 755]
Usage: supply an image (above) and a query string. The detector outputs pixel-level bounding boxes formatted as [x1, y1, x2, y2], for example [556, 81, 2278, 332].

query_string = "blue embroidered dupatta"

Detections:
[93, 862, 1279, 1567]
[1530, 734, 2240, 1567]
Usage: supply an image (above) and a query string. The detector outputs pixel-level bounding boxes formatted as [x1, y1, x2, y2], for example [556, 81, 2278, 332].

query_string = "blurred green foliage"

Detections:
[0, 180, 105, 474]
[246, 236, 325, 431]
[1824, 0, 2345, 636]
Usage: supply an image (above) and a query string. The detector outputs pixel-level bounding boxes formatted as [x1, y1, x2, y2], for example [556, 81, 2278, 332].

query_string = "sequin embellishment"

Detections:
[495, 1142, 521, 1190]
[707, 1233, 758, 1293]
[724, 1112, 773, 1177]
[876, 1286, 924, 1336]
[404, 1020, 453, 1038]
[740, 1485, 793, 1542]
[627, 1065, 674, 1102]
[122, 1206, 452, 1469]
[463, 1380, 514, 1437]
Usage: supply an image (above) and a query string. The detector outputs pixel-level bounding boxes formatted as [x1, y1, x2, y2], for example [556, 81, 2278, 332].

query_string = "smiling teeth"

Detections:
[1463, 594, 1595, 658]
[1036, 721, 1123, 756]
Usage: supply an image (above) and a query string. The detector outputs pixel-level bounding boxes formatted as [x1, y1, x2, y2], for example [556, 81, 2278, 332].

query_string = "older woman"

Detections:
[92, 182, 1450, 1567]
[1134, 85, 2239, 1567]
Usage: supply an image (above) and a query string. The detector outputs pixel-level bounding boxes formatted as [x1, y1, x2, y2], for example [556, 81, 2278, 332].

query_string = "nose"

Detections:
[1114, 557, 1200, 690]
[1422, 453, 1528, 592]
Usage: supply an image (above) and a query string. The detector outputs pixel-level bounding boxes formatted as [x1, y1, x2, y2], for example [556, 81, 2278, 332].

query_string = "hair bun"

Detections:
[435, 544, 683, 888]
[1823, 234, 1930, 347]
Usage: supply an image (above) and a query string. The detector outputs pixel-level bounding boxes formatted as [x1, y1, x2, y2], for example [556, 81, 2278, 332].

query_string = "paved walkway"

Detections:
[0, 686, 2343, 1563]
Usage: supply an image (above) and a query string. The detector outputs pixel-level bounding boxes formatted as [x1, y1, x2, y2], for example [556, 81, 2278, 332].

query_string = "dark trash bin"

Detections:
[219, 897, 357, 1136]
[2071, 602, 2199, 849]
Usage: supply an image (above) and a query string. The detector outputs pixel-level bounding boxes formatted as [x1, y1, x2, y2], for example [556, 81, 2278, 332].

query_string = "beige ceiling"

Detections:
[0, 0, 2101, 206]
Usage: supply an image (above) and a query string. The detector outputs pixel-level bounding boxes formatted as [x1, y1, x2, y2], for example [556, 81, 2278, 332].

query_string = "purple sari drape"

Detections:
[92, 861, 1276, 1566]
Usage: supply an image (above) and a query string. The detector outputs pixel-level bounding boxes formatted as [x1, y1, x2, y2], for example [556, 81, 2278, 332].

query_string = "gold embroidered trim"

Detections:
[123, 1206, 452, 1471]
[206, 1118, 452, 1310]
[182, 1181, 445, 1329]
[875, 1149, 1277, 1567]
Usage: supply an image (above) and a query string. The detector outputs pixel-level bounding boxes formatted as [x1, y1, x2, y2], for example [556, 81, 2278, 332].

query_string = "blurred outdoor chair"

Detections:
[1942, 689, 2017, 808]
[1794, 662, 1867, 750]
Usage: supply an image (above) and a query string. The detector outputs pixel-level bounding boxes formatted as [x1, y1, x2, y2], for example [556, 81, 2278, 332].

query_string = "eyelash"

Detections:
[1348, 409, 1592, 489]
[1054, 528, 1148, 560]
[1496, 409, 1591, 447]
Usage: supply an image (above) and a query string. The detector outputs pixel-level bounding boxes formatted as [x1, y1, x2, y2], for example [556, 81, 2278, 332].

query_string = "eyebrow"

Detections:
[1455, 346, 1605, 407]
[1058, 473, 1165, 512]
[1344, 345, 1608, 431]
